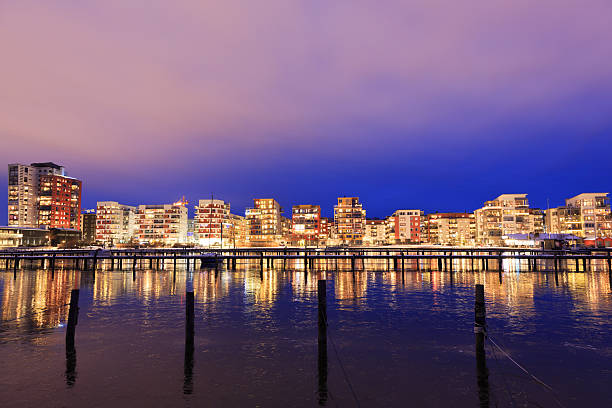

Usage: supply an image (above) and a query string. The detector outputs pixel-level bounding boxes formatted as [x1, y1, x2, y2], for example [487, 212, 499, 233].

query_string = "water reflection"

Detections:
[1, 265, 612, 406]
[2, 267, 612, 332]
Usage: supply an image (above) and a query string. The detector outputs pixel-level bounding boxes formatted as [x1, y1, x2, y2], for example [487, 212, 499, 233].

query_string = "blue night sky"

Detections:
[1, 1, 612, 222]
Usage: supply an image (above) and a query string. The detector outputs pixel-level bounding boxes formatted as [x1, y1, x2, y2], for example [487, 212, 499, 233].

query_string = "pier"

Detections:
[1, 246, 611, 273]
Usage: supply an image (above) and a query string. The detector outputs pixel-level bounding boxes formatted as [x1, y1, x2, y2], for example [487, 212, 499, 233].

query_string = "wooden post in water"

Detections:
[65, 289, 80, 387]
[13, 254, 18, 279]
[437, 257, 443, 271]
[317, 279, 328, 405]
[184, 291, 195, 395]
[474, 284, 489, 407]
[351, 254, 356, 273]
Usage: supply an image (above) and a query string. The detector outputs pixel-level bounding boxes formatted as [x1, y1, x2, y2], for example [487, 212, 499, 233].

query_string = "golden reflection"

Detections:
[1, 269, 75, 330]
[1, 266, 611, 334]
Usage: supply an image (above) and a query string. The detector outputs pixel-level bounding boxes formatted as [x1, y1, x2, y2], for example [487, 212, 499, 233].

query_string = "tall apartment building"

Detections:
[96, 201, 137, 246]
[334, 197, 366, 245]
[245, 198, 283, 246]
[37, 174, 82, 230]
[475, 194, 544, 246]
[292, 205, 321, 245]
[364, 219, 386, 246]
[422, 213, 476, 246]
[546, 193, 612, 238]
[226, 213, 247, 248]
[385, 209, 422, 244]
[135, 203, 188, 246]
[7, 162, 66, 227]
[195, 199, 231, 247]
[319, 217, 332, 244]
[81, 209, 97, 244]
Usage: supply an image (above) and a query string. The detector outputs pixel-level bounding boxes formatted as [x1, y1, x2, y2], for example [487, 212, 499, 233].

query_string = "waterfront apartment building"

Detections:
[546, 193, 612, 239]
[334, 197, 366, 245]
[81, 209, 97, 244]
[8, 162, 66, 228]
[422, 213, 476, 246]
[475, 194, 544, 246]
[364, 219, 386, 246]
[226, 213, 247, 248]
[135, 203, 188, 246]
[37, 174, 82, 230]
[385, 210, 422, 244]
[245, 198, 283, 246]
[291, 205, 321, 245]
[319, 217, 332, 244]
[96, 201, 137, 246]
[195, 199, 231, 247]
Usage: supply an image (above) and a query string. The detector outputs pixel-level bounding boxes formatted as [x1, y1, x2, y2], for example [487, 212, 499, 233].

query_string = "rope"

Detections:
[487, 335, 566, 408]
[486, 336, 515, 408]
[322, 312, 361, 407]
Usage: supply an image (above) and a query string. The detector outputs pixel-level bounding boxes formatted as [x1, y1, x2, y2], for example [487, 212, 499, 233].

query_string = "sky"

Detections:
[1, 0, 612, 221]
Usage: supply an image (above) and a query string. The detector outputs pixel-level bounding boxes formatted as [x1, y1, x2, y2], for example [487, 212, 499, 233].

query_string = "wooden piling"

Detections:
[475, 284, 486, 334]
[317, 279, 328, 404]
[184, 290, 195, 395]
[65, 288, 79, 388]
[475, 284, 489, 407]
[66, 289, 80, 351]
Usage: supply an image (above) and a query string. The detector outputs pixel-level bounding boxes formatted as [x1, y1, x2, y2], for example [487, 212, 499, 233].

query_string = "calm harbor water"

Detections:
[1, 262, 611, 407]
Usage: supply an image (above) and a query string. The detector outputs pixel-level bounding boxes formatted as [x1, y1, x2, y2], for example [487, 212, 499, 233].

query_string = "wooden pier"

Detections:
[1, 246, 611, 273]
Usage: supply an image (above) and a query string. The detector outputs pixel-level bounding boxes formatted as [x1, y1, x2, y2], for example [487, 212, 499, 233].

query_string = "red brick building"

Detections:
[37, 175, 82, 230]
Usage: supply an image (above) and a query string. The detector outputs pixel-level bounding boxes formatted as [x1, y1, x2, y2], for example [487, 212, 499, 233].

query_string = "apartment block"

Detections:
[385, 209, 422, 244]
[546, 193, 612, 239]
[96, 201, 137, 246]
[291, 205, 321, 245]
[135, 203, 188, 246]
[37, 174, 82, 230]
[422, 213, 476, 246]
[245, 198, 283, 246]
[8, 162, 66, 227]
[334, 197, 366, 245]
[81, 209, 97, 244]
[475, 194, 543, 245]
[319, 217, 333, 244]
[195, 199, 230, 247]
[364, 219, 386, 246]
[226, 213, 247, 248]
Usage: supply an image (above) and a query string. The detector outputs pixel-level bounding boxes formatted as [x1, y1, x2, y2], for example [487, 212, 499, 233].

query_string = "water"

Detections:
[1, 261, 611, 407]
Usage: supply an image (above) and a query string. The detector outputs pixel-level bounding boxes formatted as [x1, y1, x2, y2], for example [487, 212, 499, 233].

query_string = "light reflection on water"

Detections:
[0, 262, 611, 407]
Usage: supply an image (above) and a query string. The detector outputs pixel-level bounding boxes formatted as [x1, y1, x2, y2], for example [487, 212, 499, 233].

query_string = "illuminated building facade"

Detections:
[291, 205, 321, 245]
[422, 213, 476, 246]
[8, 162, 65, 227]
[96, 201, 137, 246]
[319, 217, 332, 244]
[475, 194, 543, 246]
[385, 209, 422, 244]
[195, 199, 230, 247]
[135, 203, 188, 245]
[364, 219, 386, 245]
[37, 174, 82, 230]
[226, 213, 247, 248]
[334, 197, 365, 245]
[81, 209, 97, 244]
[245, 198, 283, 246]
[546, 193, 612, 239]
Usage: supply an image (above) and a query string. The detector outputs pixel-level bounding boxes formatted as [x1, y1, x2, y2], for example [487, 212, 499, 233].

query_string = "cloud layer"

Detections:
[1, 1, 612, 218]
